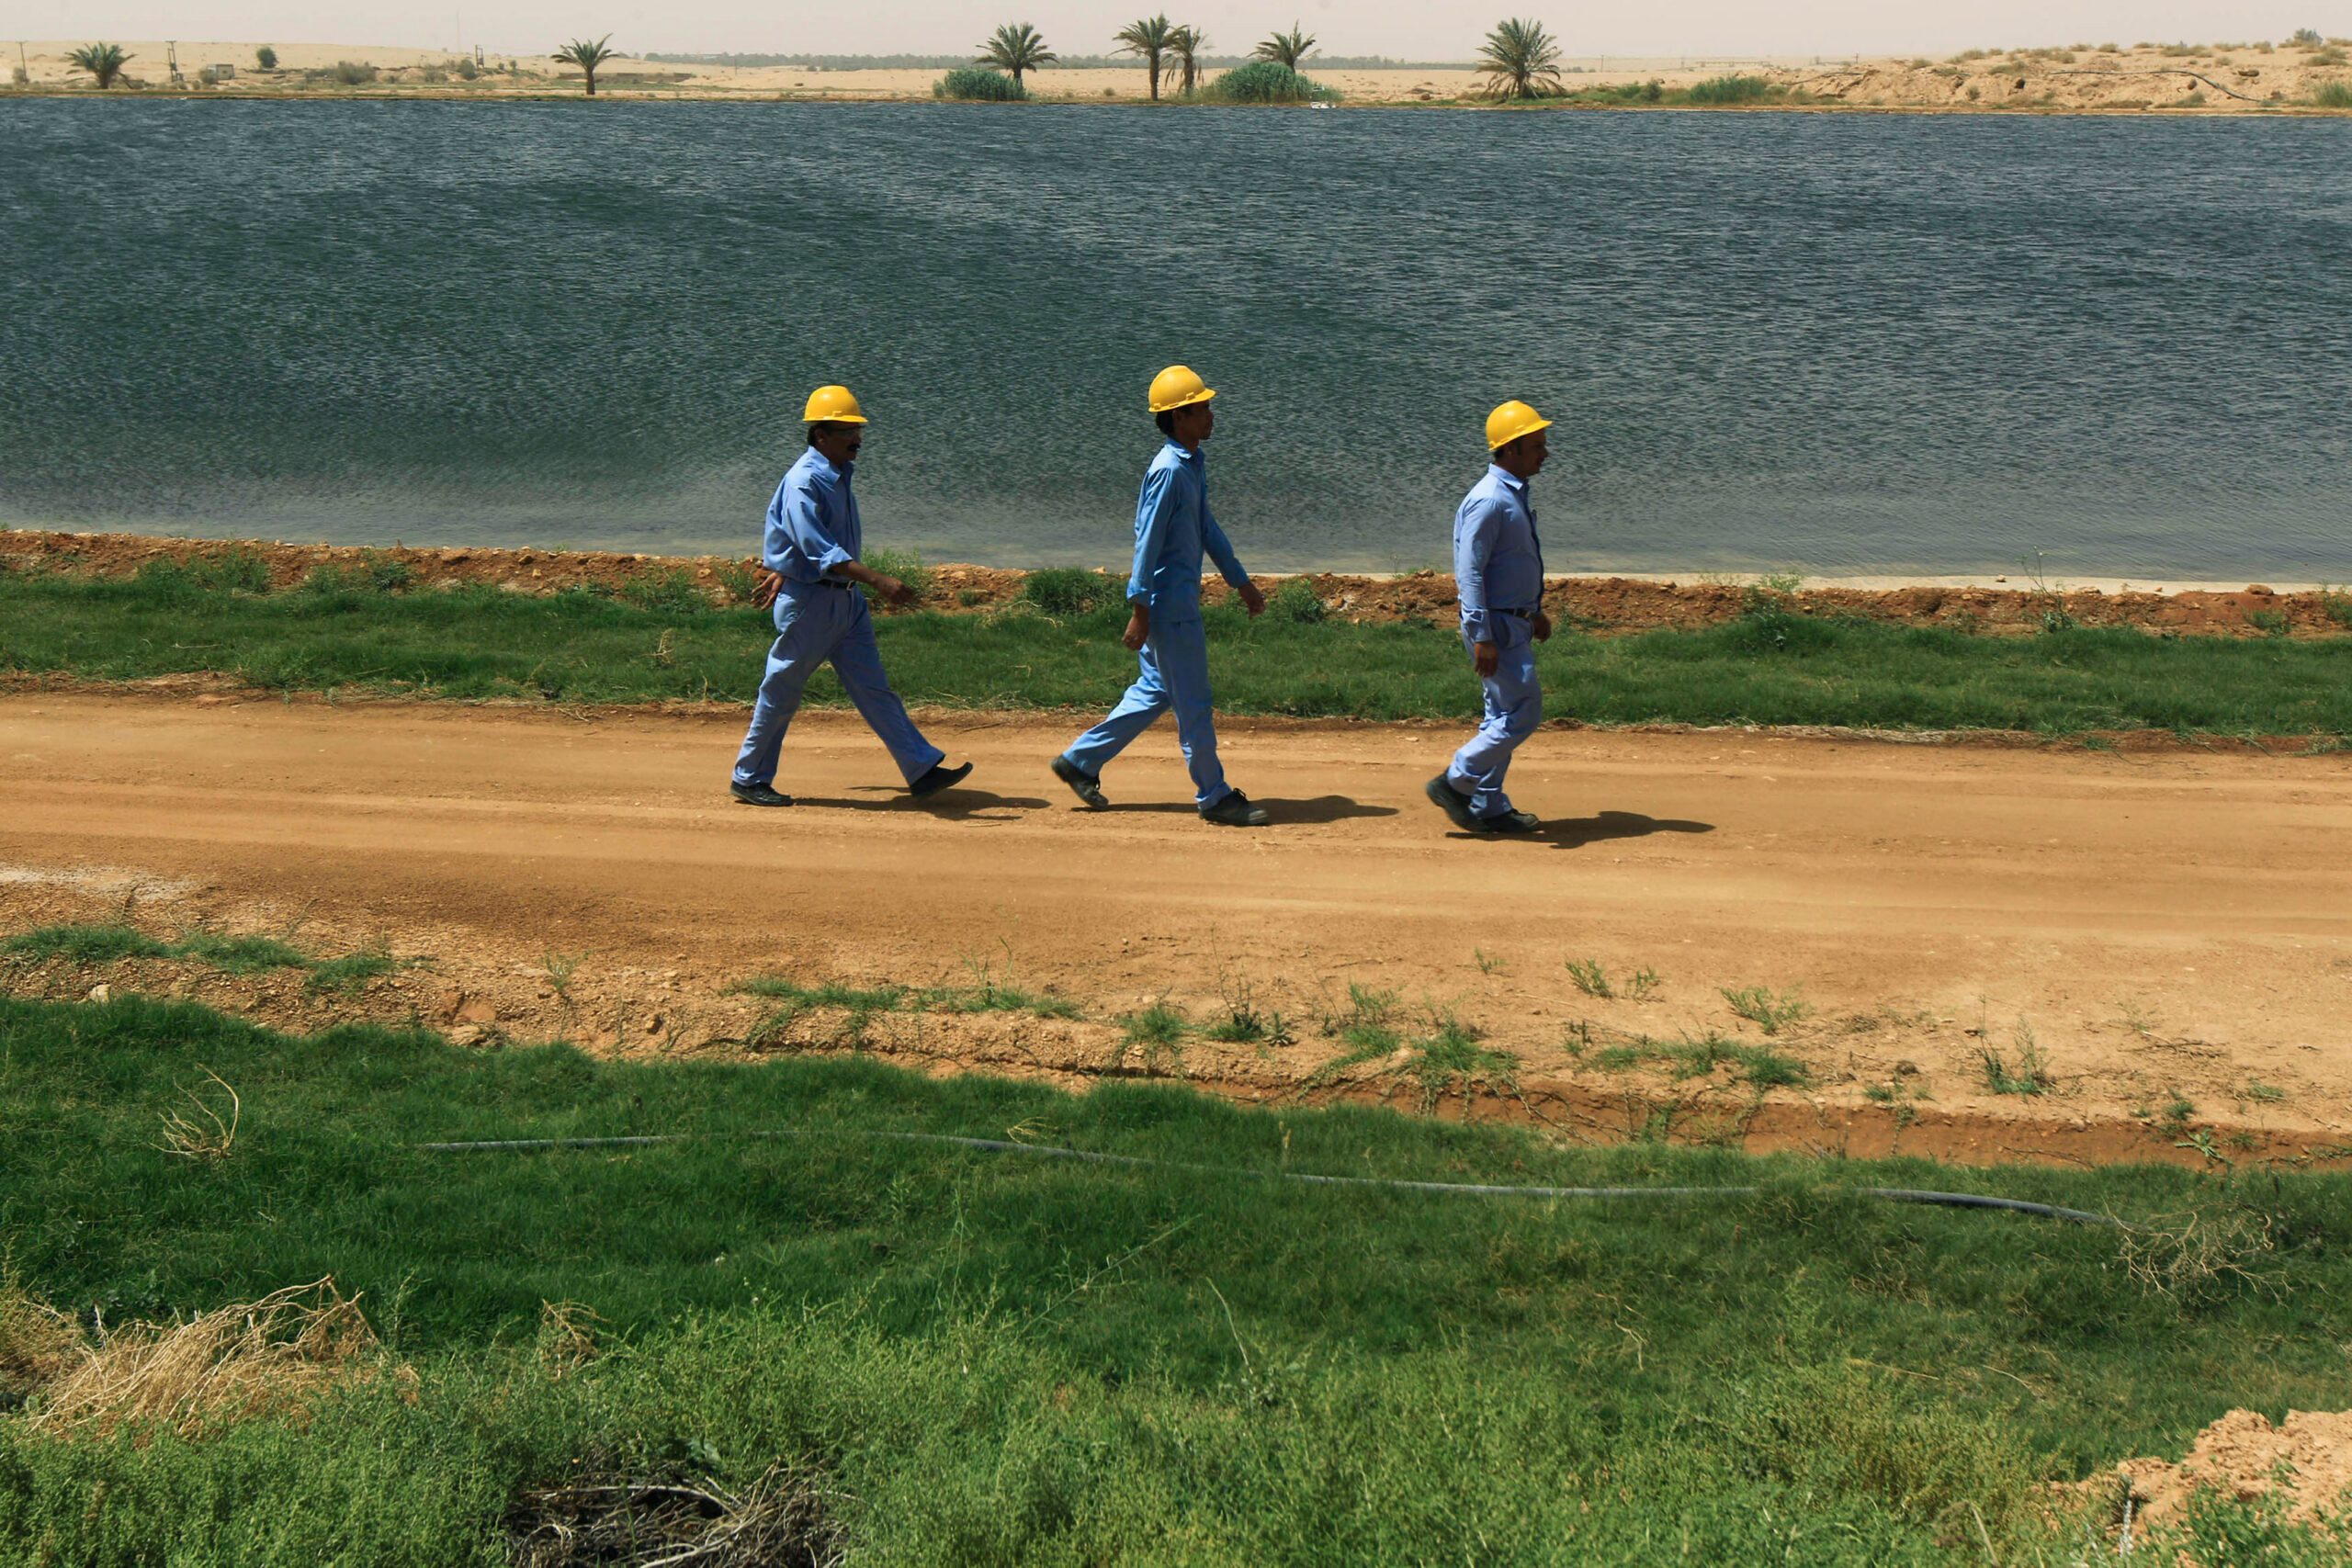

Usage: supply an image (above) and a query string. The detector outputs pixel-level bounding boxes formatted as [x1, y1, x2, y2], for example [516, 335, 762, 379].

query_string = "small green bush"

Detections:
[1267, 578, 1328, 624]
[1204, 60, 1333, 103]
[1022, 568, 1120, 616]
[863, 547, 932, 603]
[332, 60, 377, 85]
[1686, 73, 1779, 105]
[2313, 79, 2352, 107]
[934, 66, 1024, 101]
[254, 44, 277, 70]
[616, 567, 712, 615]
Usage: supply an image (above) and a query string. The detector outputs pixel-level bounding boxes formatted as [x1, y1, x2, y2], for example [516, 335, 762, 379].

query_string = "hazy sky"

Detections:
[25, 1, 2352, 60]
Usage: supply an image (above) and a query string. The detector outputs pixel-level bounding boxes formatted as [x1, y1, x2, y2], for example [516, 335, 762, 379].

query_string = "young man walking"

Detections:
[729, 384, 972, 807]
[1051, 365, 1270, 827]
[1426, 400, 1555, 836]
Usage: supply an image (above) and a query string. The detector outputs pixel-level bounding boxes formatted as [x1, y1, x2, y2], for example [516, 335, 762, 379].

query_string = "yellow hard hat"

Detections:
[802, 384, 869, 425]
[1485, 400, 1552, 451]
[1148, 365, 1217, 414]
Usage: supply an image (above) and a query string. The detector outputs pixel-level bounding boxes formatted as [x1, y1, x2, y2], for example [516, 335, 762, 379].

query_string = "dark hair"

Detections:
[807, 425, 822, 447]
[1154, 411, 1177, 438]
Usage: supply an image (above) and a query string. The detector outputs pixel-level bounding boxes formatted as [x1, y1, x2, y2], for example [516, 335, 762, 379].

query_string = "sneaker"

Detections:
[1200, 789, 1270, 828]
[1475, 808, 1542, 836]
[1051, 754, 1108, 808]
[730, 780, 793, 808]
[1424, 773, 1478, 830]
[908, 761, 974, 799]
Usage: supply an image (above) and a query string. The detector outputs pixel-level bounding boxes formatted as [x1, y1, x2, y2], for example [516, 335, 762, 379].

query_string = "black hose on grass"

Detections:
[413, 1127, 2120, 1226]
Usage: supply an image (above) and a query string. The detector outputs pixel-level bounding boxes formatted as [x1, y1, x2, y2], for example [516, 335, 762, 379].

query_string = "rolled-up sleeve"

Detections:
[1455, 498, 1500, 645]
[775, 477, 854, 578]
[1127, 466, 1179, 606]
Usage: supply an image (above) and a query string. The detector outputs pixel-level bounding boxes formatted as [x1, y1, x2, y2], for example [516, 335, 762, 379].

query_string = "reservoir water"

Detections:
[3, 99, 2347, 577]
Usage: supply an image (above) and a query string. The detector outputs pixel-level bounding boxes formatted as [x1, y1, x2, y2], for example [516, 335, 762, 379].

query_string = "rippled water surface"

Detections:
[4, 100, 2348, 575]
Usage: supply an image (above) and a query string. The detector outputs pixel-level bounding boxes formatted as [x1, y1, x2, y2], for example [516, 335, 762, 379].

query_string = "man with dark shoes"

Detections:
[729, 384, 972, 808]
[1053, 365, 1271, 829]
[1427, 400, 1555, 838]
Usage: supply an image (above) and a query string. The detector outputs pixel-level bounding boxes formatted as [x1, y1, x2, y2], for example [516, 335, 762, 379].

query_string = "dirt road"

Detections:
[5, 691, 2347, 1166]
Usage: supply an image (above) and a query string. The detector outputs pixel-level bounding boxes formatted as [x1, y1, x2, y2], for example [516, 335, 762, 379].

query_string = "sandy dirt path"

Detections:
[4, 692, 2346, 1166]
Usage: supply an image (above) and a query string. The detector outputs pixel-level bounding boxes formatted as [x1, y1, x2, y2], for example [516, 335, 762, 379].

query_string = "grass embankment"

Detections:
[2, 992, 2349, 1562]
[5, 557, 2350, 738]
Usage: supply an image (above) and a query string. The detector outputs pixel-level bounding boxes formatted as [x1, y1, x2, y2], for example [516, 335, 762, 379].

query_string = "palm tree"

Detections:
[551, 34, 616, 96]
[1168, 24, 1209, 95]
[69, 42, 133, 88]
[1114, 14, 1174, 101]
[978, 23, 1056, 89]
[1476, 17, 1565, 99]
[1252, 23, 1316, 71]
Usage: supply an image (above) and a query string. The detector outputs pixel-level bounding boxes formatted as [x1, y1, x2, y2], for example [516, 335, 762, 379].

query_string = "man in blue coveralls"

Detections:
[1050, 365, 1271, 828]
[1425, 400, 1555, 836]
[729, 384, 973, 807]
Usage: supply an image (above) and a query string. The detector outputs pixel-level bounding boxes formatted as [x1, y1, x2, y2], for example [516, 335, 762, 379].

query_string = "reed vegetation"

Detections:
[934, 64, 1025, 99]
[1203, 59, 1332, 102]
[0, 991, 2347, 1562]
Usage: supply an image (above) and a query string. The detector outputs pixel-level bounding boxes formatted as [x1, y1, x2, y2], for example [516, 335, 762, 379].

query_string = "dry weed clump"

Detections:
[537, 1300, 606, 1381]
[506, 1457, 845, 1568]
[155, 1064, 241, 1159]
[0, 1280, 80, 1407]
[27, 1278, 378, 1438]
[2118, 1207, 2284, 1307]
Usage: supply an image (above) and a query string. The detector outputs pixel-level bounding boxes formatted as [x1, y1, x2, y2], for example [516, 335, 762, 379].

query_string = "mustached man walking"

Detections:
[729, 385, 972, 807]
[1426, 400, 1555, 836]
[1051, 365, 1271, 827]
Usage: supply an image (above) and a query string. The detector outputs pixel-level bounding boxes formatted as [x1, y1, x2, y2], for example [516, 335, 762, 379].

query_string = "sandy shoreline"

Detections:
[9, 39, 2348, 114]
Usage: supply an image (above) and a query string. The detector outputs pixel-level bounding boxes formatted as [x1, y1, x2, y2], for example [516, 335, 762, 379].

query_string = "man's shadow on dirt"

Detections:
[1094, 795, 1398, 825]
[1541, 809, 1714, 849]
[1443, 808, 1714, 848]
[804, 786, 1052, 822]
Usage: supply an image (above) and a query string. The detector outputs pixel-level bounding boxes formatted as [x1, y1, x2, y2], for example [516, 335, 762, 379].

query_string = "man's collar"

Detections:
[1163, 438, 1201, 460]
[805, 447, 849, 481]
[1487, 462, 1526, 491]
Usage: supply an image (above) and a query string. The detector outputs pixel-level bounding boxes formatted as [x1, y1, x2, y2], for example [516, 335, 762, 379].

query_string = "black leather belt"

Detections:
[1495, 605, 1538, 617]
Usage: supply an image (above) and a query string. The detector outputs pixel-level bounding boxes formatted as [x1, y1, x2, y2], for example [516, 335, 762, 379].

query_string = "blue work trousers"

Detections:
[731, 583, 945, 788]
[1446, 615, 1544, 819]
[1062, 614, 1231, 807]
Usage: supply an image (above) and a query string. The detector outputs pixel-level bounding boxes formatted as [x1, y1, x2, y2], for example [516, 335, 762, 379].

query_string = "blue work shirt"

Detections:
[1127, 440, 1248, 619]
[1453, 464, 1545, 645]
[760, 446, 861, 584]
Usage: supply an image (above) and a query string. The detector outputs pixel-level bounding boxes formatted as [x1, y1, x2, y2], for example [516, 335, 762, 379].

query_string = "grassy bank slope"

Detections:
[5, 562, 2350, 737]
[2, 993, 2348, 1561]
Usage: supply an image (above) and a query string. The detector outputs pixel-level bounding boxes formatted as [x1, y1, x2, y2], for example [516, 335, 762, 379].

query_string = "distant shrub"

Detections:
[863, 547, 931, 602]
[456, 57, 480, 80]
[1267, 578, 1327, 623]
[254, 45, 277, 70]
[1685, 74, 1778, 105]
[934, 66, 1024, 101]
[1022, 568, 1119, 615]
[616, 566, 712, 615]
[2291, 27, 2324, 47]
[1204, 60, 1333, 103]
[333, 61, 377, 85]
[2313, 48, 2351, 67]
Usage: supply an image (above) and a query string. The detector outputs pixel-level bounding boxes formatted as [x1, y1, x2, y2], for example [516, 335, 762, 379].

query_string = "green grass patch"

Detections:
[1591, 1032, 1811, 1089]
[2, 923, 172, 964]
[5, 570, 2351, 737]
[170, 930, 311, 976]
[1720, 983, 1811, 1035]
[0, 993, 2349, 1561]
[933, 64, 1023, 100]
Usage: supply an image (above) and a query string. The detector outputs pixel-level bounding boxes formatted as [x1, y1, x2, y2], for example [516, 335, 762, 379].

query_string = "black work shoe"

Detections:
[1424, 773, 1478, 830]
[730, 781, 793, 808]
[1200, 789, 1270, 828]
[1475, 808, 1542, 836]
[1051, 754, 1108, 809]
[908, 761, 974, 799]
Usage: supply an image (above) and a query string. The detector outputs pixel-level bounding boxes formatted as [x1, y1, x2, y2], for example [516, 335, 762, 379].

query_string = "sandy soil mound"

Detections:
[2120, 1409, 2352, 1527]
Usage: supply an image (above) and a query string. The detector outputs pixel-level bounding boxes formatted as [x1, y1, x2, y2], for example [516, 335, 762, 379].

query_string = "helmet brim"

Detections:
[1488, 415, 1551, 450]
